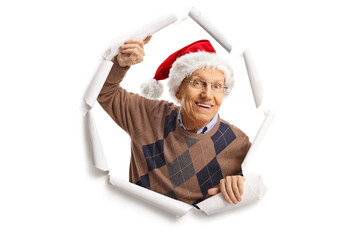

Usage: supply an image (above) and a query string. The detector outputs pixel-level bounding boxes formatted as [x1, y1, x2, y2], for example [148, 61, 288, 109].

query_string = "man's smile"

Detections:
[195, 101, 214, 110]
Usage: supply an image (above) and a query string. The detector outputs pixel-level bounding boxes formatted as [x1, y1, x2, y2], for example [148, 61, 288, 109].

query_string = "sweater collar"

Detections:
[177, 108, 218, 134]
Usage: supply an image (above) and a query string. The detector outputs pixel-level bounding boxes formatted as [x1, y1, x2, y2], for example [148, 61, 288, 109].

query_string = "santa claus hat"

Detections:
[140, 39, 234, 102]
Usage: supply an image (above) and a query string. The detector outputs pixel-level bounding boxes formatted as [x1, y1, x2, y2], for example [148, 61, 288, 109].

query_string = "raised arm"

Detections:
[97, 36, 155, 136]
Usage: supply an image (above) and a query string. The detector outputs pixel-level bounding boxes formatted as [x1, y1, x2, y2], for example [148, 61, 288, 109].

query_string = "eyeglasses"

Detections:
[183, 79, 228, 93]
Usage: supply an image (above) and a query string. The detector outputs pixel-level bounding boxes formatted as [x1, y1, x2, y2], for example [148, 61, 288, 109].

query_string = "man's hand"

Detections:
[208, 175, 245, 204]
[116, 35, 152, 67]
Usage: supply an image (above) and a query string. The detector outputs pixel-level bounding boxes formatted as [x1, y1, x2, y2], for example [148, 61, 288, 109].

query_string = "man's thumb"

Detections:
[208, 186, 220, 195]
[143, 35, 152, 45]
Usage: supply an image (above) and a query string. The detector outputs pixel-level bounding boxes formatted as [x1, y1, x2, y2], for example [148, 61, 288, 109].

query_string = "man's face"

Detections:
[176, 68, 225, 131]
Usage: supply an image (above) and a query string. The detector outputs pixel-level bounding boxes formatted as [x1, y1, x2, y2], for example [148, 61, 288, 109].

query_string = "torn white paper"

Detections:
[84, 59, 114, 108]
[109, 175, 193, 217]
[196, 173, 267, 215]
[86, 111, 108, 171]
[189, 7, 232, 53]
[243, 49, 264, 108]
[103, 14, 178, 60]
[242, 110, 275, 167]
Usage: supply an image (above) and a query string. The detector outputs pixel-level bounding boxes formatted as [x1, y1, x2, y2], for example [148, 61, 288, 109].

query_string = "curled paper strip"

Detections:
[84, 59, 114, 108]
[242, 110, 275, 167]
[109, 176, 193, 217]
[196, 173, 266, 215]
[103, 14, 178, 60]
[86, 111, 108, 171]
[243, 49, 264, 108]
[189, 7, 232, 53]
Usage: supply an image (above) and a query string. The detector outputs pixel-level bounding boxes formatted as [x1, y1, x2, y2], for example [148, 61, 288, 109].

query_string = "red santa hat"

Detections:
[140, 39, 234, 102]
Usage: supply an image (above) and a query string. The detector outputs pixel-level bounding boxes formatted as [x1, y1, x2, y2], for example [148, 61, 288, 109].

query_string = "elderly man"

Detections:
[97, 35, 251, 205]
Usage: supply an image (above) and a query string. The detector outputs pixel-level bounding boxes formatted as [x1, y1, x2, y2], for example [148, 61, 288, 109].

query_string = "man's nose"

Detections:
[200, 84, 213, 99]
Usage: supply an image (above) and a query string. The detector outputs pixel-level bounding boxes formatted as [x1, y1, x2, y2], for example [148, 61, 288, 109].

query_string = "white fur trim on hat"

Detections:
[140, 78, 164, 99]
[168, 51, 234, 103]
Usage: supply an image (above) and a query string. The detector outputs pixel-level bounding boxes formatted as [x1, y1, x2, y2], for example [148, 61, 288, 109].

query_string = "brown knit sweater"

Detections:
[97, 61, 251, 205]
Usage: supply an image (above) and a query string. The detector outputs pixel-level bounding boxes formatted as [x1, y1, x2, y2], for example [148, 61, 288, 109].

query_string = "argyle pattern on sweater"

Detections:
[136, 110, 241, 205]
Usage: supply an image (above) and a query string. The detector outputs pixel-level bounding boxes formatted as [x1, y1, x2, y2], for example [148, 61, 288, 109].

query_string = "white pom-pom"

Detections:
[140, 78, 163, 99]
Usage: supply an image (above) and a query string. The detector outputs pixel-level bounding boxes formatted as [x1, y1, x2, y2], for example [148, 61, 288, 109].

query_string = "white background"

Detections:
[1, 0, 359, 239]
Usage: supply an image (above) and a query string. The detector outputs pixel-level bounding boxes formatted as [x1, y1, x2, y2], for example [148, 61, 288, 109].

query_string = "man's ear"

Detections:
[175, 82, 185, 100]
[175, 91, 182, 100]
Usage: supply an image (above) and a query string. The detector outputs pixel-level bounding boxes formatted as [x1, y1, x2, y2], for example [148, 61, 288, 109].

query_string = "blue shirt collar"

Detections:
[177, 109, 218, 134]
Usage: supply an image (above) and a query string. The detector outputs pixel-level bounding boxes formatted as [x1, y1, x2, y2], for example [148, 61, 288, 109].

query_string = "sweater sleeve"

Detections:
[97, 60, 175, 138]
